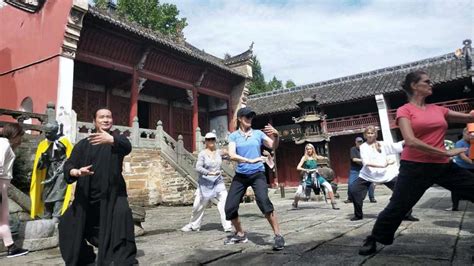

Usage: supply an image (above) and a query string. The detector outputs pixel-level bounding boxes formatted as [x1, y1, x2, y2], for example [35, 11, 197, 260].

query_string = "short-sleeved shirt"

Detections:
[396, 103, 449, 163]
[228, 129, 266, 175]
[0, 138, 15, 180]
[454, 139, 474, 169]
[350, 146, 362, 171]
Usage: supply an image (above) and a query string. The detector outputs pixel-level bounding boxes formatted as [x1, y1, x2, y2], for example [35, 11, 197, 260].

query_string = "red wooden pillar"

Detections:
[227, 100, 233, 132]
[192, 88, 198, 151]
[129, 70, 139, 126]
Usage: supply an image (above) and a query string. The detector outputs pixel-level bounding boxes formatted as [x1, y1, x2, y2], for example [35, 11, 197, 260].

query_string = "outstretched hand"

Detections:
[446, 147, 467, 157]
[263, 124, 279, 137]
[88, 128, 114, 145]
[70, 165, 94, 177]
[247, 156, 265, 164]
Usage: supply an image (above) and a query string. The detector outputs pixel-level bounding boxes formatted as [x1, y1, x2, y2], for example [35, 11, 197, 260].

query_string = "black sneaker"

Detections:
[358, 236, 377, 255]
[369, 198, 377, 203]
[343, 199, 352, 204]
[291, 202, 298, 210]
[350, 216, 363, 221]
[273, 234, 285, 251]
[7, 244, 29, 258]
[403, 215, 420, 222]
[224, 233, 248, 245]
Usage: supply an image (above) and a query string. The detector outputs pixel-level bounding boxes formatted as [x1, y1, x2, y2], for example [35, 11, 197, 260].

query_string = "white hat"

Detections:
[204, 132, 217, 139]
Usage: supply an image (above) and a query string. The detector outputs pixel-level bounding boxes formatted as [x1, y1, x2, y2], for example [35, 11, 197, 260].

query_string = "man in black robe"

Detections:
[59, 108, 137, 265]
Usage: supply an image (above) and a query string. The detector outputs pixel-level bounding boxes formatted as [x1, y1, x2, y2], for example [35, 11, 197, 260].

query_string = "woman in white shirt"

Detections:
[349, 126, 418, 222]
[0, 124, 29, 257]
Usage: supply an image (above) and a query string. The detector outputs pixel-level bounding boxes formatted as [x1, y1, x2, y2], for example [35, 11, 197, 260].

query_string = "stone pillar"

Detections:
[195, 127, 202, 152]
[375, 94, 399, 167]
[57, 0, 88, 119]
[375, 94, 394, 143]
[131, 116, 140, 147]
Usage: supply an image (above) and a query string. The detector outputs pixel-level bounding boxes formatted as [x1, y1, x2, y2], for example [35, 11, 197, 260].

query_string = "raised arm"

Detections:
[446, 110, 474, 124]
[382, 141, 405, 155]
[111, 135, 132, 156]
[263, 124, 279, 150]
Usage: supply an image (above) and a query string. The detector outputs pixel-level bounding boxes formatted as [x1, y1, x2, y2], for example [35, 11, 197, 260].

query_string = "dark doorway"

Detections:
[138, 101, 150, 129]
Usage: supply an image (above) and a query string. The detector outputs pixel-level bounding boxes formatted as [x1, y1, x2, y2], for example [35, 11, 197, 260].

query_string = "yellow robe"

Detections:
[30, 136, 73, 219]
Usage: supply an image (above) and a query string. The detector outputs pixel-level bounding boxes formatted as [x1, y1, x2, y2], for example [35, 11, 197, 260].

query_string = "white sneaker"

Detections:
[224, 227, 233, 232]
[181, 224, 199, 232]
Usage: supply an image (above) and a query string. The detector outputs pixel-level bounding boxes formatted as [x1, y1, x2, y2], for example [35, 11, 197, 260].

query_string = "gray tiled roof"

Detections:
[87, 6, 246, 78]
[247, 53, 470, 115]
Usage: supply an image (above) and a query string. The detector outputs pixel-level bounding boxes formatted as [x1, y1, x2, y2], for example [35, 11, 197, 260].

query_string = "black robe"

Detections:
[59, 134, 137, 266]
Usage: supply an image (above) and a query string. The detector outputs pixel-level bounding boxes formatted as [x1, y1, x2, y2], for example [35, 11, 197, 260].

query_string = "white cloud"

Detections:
[164, 0, 473, 85]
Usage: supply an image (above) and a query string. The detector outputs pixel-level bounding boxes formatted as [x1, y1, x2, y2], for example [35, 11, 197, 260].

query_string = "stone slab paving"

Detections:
[1, 186, 473, 265]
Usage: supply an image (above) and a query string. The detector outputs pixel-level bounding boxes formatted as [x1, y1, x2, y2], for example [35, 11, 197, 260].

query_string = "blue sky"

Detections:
[163, 0, 472, 86]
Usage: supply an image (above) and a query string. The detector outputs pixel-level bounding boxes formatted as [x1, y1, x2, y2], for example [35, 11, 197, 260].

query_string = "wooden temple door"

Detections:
[276, 142, 304, 187]
[73, 88, 106, 122]
[149, 103, 169, 131]
[172, 106, 193, 151]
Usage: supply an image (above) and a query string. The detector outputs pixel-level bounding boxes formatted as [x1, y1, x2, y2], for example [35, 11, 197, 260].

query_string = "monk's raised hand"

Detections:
[88, 131, 114, 145]
[70, 165, 94, 177]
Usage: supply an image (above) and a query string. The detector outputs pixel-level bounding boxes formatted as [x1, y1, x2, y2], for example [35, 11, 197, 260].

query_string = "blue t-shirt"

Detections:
[454, 139, 474, 169]
[228, 129, 266, 175]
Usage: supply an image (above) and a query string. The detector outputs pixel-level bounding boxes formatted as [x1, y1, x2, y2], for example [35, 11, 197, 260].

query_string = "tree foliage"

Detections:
[267, 76, 283, 90]
[94, 0, 187, 37]
[247, 55, 296, 95]
[285, 80, 296, 89]
[94, 0, 108, 9]
[248, 56, 270, 95]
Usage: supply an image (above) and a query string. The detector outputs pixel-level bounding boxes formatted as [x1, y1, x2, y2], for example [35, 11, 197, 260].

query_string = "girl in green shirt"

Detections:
[292, 144, 339, 210]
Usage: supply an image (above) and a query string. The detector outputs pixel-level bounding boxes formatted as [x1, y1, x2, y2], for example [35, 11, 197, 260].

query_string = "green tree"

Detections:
[94, 0, 187, 37]
[94, 0, 108, 9]
[267, 76, 283, 90]
[285, 80, 296, 89]
[248, 55, 270, 95]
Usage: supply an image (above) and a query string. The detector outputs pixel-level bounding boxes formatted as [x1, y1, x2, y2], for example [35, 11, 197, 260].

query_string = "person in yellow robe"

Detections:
[30, 122, 73, 222]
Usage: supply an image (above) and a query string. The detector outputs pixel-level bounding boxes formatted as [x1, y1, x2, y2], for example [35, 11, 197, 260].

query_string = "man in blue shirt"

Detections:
[449, 128, 474, 211]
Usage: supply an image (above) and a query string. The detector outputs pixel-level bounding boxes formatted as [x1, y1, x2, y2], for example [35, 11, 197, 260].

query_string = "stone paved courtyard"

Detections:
[1, 186, 473, 265]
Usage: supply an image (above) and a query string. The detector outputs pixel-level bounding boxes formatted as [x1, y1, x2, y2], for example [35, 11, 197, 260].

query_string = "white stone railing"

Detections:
[75, 117, 235, 185]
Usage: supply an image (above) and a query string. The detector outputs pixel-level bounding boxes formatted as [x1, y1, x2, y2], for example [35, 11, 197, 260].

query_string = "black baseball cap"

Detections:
[237, 107, 256, 118]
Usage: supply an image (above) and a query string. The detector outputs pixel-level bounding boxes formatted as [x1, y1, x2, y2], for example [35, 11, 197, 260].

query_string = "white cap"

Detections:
[204, 132, 217, 139]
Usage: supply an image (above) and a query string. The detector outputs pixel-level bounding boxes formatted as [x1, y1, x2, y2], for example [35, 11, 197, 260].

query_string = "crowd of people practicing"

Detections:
[1, 70, 474, 264]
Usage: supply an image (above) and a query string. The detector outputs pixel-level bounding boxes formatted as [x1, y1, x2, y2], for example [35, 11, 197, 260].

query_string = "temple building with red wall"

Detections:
[0, 0, 253, 151]
[248, 50, 473, 187]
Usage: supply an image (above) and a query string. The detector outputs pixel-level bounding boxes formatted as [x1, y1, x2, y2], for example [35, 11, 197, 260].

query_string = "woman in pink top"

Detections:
[359, 70, 474, 255]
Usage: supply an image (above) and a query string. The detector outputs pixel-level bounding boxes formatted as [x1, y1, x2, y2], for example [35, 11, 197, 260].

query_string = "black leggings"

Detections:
[225, 172, 274, 220]
[349, 177, 412, 219]
[371, 161, 474, 245]
[450, 168, 474, 210]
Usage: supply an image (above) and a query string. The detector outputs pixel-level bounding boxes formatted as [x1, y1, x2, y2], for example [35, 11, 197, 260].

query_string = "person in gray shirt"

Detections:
[181, 132, 232, 232]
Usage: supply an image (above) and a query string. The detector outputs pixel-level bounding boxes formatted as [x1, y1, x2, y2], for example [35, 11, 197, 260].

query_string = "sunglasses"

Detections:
[421, 80, 432, 86]
[205, 138, 216, 141]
